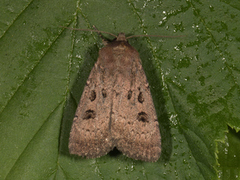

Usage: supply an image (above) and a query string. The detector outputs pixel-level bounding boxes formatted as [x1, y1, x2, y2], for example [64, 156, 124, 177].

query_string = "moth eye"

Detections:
[137, 112, 148, 122]
[83, 110, 96, 119]
[89, 90, 96, 101]
[127, 90, 132, 99]
[138, 92, 144, 103]
[102, 88, 107, 98]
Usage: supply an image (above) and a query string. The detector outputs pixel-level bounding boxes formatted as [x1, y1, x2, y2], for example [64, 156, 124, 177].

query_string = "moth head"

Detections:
[116, 33, 127, 42]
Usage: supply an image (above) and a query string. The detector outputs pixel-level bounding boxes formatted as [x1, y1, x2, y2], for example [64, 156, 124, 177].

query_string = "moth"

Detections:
[68, 29, 161, 162]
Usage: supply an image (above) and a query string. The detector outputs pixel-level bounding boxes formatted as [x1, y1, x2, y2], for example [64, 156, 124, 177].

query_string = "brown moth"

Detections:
[68, 30, 161, 162]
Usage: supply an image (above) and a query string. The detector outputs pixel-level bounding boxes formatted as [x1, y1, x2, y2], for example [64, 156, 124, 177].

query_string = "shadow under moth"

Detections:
[68, 29, 161, 162]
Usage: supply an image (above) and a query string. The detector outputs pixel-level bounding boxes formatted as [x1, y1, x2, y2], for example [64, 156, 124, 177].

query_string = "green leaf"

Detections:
[217, 127, 240, 180]
[0, 0, 239, 179]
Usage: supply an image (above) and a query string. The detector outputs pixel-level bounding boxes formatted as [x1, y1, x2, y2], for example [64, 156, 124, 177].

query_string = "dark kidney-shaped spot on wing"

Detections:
[83, 110, 96, 119]
[137, 112, 148, 123]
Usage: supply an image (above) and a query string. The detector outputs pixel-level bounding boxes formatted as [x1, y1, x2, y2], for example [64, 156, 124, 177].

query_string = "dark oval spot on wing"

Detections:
[127, 90, 132, 99]
[89, 90, 96, 101]
[102, 88, 107, 98]
[138, 92, 144, 103]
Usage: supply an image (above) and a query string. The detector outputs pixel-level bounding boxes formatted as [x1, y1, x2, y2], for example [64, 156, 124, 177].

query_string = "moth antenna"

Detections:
[126, 34, 185, 39]
[92, 25, 110, 45]
[60, 26, 118, 38]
